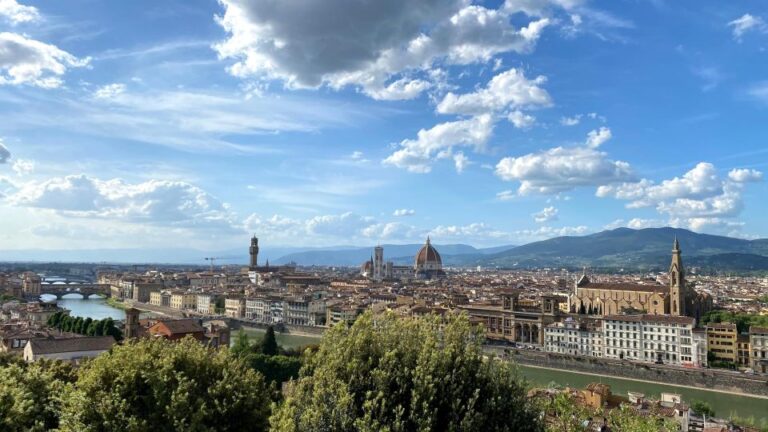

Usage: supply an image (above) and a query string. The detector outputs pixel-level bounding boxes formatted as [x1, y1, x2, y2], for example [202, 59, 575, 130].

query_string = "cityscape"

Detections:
[2, 0, 768, 431]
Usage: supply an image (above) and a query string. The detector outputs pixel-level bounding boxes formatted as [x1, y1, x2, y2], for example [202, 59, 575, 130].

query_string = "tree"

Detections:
[270, 311, 542, 432]
[0, 361, 75, 432]
[83, 318, 93, 335]
[606, 405, 677, 432]
[541, 392, 593, 432]
[58, 336, 271, 432]
[247, 354, 301, 386]
[94, 319, 106, 336]
[231, 329, 253, 358]
[261, 326, 279, 356]
[691, 400, 715, 418]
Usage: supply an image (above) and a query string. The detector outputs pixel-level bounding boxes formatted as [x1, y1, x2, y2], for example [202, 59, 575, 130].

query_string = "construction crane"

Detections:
[204, 257, 224, 273]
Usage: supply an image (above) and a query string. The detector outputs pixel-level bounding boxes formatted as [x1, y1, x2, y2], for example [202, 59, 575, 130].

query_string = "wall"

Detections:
[507, 349, 768, 397]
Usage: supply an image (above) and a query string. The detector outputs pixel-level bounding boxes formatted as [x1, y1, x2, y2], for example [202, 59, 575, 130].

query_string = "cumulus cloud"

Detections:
[214, 0, 551, 100]
[495, 145, 633, 195]
[728, 168, 763, 183]
[436, 68, 551, 115]
[515, 224, 589, 240]
[604, 218, 664, 230]
[428, 222, 511, 242]
[597, 163, 763, 233]
[383, 114, 493, 173]
[0, 140, 9, 163]
[93, 83, 126, 99]
[453, 152, 470, 173]
[560, 115, 581, 126]
[508, 110, 536, 129]
[728, 13, 766, 41]
[0, 32, 90, 88]
[533, 206, 558, 223]
[393, 208, 415, 217]
[7, 174, 238, 231]
[11, 158, 33, 175]
[585, 126, 611, 148]
[0, 0, 39, 24]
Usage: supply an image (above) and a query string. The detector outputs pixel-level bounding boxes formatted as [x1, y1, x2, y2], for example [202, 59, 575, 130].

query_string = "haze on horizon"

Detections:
[1, 0, 767, 253]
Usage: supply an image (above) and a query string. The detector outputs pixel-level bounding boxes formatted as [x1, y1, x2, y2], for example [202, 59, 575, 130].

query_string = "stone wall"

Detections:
[508, 350, 768, 397]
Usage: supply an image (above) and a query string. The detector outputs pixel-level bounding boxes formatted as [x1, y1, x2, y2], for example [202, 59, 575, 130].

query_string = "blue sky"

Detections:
[0, 0, 766, 251]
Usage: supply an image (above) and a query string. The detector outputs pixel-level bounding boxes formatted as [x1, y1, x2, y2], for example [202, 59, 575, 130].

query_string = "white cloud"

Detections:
[383, 114, 493, 173]
[393, 208, 415, 217]
[508, 110, 536, 129]
[728, 13, 766, 41]
[0, 140, 9, 163]
[496, 190, 515, 201]
[11, 158, 33, 175]
[560, 115, 581, 126]
[0, 32, 89, 88]
[533, 206, 558, 223]
[214, 0, 552, 100]
[428, 222, 511, 242]
[8, 174, 238, 231]
[604, 218, 664, 230]
[597, 163, 763, 234]
[436, 68, 551, 115]
[728, 168, 763, 183]
[514, 225, 589, 240]
[585, 126, 611, 148]
[495, 145, 633, 195]
[0, 0, 39, 24]
[748, 81, 768, 104]
[453, 151, 470, 173]
[93, 83, 127, 99]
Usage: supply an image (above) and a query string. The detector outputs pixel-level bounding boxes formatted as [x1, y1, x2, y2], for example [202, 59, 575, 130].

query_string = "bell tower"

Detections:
[669, 237, 686, 316]
[249, 235, 259, 269]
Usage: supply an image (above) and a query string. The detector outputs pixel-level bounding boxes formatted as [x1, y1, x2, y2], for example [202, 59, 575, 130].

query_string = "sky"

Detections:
[0, 0, 767, 253]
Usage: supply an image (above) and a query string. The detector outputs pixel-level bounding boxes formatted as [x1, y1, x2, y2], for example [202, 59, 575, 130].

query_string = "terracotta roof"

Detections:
[415, 238, 442, 267]
[28, 336, 115, 355]
[153, 319, 204, 335]
[750, 326, 768, 334]
[579, 282, 667, 293]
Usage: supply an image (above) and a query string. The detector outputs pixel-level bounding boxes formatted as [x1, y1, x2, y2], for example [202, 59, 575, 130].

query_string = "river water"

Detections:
[40, 294, 125, 321]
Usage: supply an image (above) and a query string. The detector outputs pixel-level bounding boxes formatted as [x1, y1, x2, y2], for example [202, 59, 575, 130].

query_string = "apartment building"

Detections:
[750, 326, 768, 373]
[225, 297, 245, 318]
[544, 318, 603, 357]
[603, 315, 697, 367]
[706, 322, 737, 365]
[169, 291, 197, 310]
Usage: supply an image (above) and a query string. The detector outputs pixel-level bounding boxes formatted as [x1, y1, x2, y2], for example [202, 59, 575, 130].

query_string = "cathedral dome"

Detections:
[415, 237, 442, 269]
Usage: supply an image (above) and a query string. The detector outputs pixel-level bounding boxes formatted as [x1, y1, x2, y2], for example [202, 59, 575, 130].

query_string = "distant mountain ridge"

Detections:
[272, 243, 516, 267]
[472, 227, 768, 271]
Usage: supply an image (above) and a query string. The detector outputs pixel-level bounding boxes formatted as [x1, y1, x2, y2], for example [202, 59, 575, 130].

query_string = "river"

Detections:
[40, 294, 125, 321]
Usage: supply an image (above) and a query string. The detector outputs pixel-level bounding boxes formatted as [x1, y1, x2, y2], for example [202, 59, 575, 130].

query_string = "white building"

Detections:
[603, 314, 696, 366]
[196, 293, 214, 315]
[544, 318, 603, 357]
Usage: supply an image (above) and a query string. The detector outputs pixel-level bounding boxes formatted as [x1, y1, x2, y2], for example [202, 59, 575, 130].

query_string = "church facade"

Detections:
[568, 238, 712, 322]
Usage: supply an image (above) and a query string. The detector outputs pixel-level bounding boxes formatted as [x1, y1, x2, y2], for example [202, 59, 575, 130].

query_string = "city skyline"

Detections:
[1, 0, 767, 252]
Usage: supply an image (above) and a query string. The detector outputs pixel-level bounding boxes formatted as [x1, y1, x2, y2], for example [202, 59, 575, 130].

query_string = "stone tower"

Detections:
[124, 307, 141, 339]
[669, 237, 686, 316]
[373, 245, 384, 282]
[249, 235, 259, 269]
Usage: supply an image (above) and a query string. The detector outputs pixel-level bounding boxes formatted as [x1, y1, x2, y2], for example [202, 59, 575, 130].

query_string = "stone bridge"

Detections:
[40, 283, 111, 300]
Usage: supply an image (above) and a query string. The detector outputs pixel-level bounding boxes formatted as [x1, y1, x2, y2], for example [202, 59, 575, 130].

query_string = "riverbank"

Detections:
[105, 297, 126, 310]
[518, 364, 768, 425]
[519, 363, 768, 400]
[504, 349, 768, 397]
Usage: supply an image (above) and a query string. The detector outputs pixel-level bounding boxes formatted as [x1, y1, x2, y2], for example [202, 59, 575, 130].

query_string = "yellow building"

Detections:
[706, 322, 737, 364]
[170, 291, 197, 310]
[737, 335, 751, 367]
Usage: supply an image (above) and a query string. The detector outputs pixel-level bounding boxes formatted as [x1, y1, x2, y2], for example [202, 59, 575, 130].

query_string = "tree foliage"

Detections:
[271, 311, 542, 432]
[47, 312, 122, 340]
[262, 326, 279, 356]
[58, 336, 271, 432]
[701, 310, 768, 333]
[690, 400, 715, 418]
[0, 360, 75, 432]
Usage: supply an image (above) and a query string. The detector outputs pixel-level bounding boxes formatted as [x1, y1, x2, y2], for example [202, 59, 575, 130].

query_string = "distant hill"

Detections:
[272, 243, 499, 267]
[472, 228, 768, 271]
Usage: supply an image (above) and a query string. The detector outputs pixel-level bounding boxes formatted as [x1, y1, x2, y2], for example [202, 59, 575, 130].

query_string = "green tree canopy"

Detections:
[59, 336, 271, 432]
[270, 311, 542, 432]
[0, 361, 75, 432]
[262, 326, 279, 356]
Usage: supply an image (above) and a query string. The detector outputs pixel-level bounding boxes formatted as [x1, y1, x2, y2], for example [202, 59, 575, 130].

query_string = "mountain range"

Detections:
[2, 227, 767, 271]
